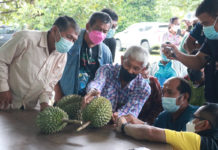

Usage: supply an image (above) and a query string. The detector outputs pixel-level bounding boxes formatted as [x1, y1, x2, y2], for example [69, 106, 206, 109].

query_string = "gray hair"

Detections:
[123, 46, 149, 67]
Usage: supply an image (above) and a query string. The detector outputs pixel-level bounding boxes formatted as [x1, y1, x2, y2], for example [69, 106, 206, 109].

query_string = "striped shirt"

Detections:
[87, 64, 151, 117]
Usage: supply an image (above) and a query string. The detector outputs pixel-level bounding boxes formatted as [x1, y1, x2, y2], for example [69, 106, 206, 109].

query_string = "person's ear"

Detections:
[52, 26, 58, 34]
[86, 23, 90, 31]
[140, 67, 147, 74]
[183, 93, 189, 102]
[204, 120, 212, 129]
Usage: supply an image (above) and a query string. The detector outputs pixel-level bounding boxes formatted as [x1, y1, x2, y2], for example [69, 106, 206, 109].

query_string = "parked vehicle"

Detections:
[0, 25, 17, 47]
[114, 22, 168, 52]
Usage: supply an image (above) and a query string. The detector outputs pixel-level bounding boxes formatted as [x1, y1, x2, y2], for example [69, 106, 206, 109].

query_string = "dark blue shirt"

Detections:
[154, 105, 198, 131]
[190, 23, 205, 45]
[200, 38, 218, 102]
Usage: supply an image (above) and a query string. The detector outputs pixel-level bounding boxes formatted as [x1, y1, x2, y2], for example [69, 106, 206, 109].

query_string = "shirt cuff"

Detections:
[87, 88, 99, 94]
[0, 81, 10, 92]
[39, 92, 55, 106]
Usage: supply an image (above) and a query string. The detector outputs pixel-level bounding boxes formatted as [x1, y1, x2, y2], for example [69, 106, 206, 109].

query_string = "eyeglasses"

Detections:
[193, 114, 214, 128]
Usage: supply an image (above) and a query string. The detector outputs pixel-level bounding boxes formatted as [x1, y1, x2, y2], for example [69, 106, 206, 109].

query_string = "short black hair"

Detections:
[170, 17, 179, 24]
[195, 0, 218, 18]
[53, 16, 80, 34]
[101, 8, 118, 21]
[199, 103, 218, 128]
[177, 78, 192, 102]
[88, 12, 112, 27]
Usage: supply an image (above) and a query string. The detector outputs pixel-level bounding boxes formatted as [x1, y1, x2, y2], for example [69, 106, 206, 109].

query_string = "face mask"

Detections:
[106, 29, 116, 38]
[162, 96, 180, 112]
[55, 30, 74, 53]
[203, 17, 218, 40]
[119, 66, 137, 83]
[88, 30, 106, 45]
[161, 53, 170, 62]
[186, 120, 195, 132]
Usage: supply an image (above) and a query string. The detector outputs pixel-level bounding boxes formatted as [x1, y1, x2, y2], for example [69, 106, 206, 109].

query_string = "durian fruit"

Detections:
[36, 107, 69, 134]
[77, 97, 112, 131]
[56, 95, 83, 120]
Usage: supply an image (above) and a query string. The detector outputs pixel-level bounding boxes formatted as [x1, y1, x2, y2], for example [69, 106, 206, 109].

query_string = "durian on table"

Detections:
[36, 107, 81, 134]
[36, 95, 112, 134]
[56, 95, 113, 131]
[56, 94, 83, 120]
[78, 96, 113, 131]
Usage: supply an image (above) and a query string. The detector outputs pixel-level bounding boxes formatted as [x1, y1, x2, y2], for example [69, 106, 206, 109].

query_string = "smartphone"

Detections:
[164, 42, 176, 58]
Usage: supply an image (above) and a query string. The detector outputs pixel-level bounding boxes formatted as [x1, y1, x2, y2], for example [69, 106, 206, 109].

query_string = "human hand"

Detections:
[112, 112, 118, 123]
[0, 91, 12, 110]
[40, 102, 49, 111]
[161, 43, 179, 60]
[124, 114, 145, 124]
[81, 89, 101, 109]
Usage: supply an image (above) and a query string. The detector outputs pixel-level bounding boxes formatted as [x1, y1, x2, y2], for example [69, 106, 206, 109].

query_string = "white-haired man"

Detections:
[82, 46, 151, 123]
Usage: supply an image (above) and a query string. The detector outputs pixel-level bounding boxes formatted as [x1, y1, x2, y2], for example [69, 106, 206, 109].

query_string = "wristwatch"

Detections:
[121, 123, 128, 134]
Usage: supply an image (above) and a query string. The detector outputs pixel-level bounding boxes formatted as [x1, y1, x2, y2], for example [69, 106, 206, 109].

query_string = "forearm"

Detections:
[86, 67, 108, 93]
[54, 83, 63, 102]
[124, 124, 166, 142]
[175, 52, 205, 70]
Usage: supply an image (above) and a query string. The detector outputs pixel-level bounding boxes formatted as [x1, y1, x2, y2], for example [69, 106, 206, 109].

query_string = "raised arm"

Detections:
[162, 43, 207, 70]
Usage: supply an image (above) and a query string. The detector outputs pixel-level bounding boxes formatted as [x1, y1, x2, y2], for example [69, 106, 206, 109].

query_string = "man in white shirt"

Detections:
[0, 16, 80, 111]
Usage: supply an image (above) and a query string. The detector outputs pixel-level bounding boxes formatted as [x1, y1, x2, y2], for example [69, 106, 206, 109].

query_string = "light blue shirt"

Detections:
[154, 61, 177, 87]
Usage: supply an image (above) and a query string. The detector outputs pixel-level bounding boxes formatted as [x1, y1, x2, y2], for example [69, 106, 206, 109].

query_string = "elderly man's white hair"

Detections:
[123, 46, 149, 67]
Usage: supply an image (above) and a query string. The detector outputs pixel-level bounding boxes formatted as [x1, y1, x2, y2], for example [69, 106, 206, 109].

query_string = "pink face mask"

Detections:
[88, 30, 106, 45]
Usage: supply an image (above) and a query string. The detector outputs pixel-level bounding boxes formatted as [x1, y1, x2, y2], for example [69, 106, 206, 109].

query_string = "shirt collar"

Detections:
[39, 31, 48, 48]
[158, 61, 172, 67]
[198, 129, 218, 139]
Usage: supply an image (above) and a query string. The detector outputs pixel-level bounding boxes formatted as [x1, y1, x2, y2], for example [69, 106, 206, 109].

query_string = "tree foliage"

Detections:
[0, 0, 202, 31]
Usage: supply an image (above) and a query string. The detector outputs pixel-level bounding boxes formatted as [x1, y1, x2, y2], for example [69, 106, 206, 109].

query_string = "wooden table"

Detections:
[0, 110, 172, 150]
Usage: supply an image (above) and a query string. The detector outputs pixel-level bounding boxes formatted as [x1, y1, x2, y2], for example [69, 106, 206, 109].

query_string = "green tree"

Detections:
[155, 0, 202, 22]
[0, 0, 202, 32]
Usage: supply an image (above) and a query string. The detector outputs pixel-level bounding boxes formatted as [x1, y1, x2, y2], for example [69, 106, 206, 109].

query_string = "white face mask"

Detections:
[186, 120, 195, 132]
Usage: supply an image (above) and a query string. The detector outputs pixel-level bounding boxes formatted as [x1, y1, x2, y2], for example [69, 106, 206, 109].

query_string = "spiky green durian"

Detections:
[56, 95, 83, 120]
[36, 107, 68, 134]
[82, 96, 112, 128]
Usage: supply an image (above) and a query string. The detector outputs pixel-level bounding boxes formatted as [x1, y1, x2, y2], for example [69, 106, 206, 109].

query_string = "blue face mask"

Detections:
[106, 28, 116, 38]
[203, 17, 218, 40]
[55, 30, 74, 53]
[161, 53, 170, 62]
[162, 96, 180, 112]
